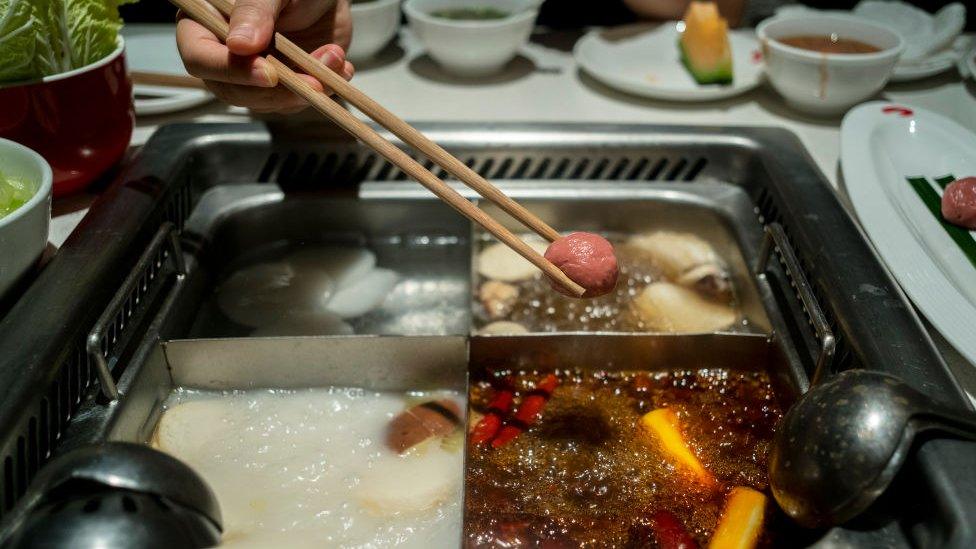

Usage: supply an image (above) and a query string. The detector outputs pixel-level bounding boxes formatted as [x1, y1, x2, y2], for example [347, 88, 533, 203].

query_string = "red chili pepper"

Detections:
[649, 511, 698, 549]
[469, 389, 514, 445]
[491, 374, 558, 448]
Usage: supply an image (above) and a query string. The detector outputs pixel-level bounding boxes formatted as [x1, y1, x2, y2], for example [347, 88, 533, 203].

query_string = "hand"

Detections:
[177, 0, 355, 113]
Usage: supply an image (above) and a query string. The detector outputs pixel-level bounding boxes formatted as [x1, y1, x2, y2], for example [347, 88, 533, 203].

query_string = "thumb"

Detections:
[227, 0, 283, 55]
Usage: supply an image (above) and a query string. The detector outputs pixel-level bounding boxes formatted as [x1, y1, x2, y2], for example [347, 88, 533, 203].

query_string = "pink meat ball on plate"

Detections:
[942, 177, 976, 230]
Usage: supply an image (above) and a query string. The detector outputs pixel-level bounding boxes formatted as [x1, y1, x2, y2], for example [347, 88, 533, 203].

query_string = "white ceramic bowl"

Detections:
[756, 15, 904, 116]
[0, 139, 52, 299]
[403, 0, 540, 77]
[348, 0, 402, 61]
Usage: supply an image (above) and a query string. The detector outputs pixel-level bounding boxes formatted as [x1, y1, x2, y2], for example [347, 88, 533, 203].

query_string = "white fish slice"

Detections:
[325, 268, 399, 319]
[356, 449, 460, 515]
[287, 247, 377, 290]
[633, 281, 736, 333]
[477, 238, 549, 282]
[216, 262, 335, 327]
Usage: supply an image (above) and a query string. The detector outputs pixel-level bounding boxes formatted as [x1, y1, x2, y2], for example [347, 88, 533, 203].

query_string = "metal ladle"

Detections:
[769, 369, 976, 528]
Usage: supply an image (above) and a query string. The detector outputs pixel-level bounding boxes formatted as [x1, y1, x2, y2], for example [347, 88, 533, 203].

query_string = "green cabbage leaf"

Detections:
[0, 0, 134, 83]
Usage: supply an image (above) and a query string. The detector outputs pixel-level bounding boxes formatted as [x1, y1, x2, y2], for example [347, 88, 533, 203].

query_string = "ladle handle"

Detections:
[755, 223, 836, 385]
[915, 406, 976, 441]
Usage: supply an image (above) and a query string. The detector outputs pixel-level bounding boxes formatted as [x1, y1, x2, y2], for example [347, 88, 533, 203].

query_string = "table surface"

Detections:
[51, 23, 976, 395]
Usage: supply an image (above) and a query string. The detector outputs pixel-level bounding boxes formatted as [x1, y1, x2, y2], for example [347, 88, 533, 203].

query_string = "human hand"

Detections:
[177, 0, 354, 113]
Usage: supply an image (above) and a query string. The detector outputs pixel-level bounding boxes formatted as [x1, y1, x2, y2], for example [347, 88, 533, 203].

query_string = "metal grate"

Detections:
[256, 151, 709, 186]
[0, 189, 192, 519]
[754, 187, 854, 376]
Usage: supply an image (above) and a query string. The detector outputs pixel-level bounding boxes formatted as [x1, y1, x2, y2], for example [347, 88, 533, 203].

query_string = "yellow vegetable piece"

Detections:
[640, 408, 714, 486]
[709, 486, 766, 549]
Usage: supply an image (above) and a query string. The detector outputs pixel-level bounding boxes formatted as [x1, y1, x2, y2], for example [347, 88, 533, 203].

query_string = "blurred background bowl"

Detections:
[0, 138, 52, 300]
[757, 15, 903, 116]
[404, 0, 540, 77]
[349, 0, 403, 62]
[0, 37, 133, 197]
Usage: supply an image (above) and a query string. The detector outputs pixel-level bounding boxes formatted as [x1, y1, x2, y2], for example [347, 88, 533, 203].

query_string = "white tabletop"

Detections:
[52, 23, 976, 392]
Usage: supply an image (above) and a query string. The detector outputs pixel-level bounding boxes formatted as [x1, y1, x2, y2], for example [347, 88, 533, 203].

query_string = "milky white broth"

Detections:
[153, 388, 464, 548]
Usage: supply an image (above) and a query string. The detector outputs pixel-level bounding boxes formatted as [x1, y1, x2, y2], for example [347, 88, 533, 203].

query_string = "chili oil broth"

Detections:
[465, 369, 783, 547]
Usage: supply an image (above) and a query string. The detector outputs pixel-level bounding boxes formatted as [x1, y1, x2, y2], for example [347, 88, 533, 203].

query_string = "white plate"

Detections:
[891, 36, 970, 82]
[842, 102, 976, 367]
[964, 48, 976, 81]
[890, 49, 956, 82]
[573, 24, 762, 102]
[122, 25, 214, 116]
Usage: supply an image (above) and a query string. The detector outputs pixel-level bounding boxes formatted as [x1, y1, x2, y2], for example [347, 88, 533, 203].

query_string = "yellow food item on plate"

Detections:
[679, 2, 733, 85]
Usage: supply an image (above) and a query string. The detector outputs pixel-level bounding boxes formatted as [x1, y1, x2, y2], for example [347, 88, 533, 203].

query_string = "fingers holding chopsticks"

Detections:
[175, 0, 354, 113]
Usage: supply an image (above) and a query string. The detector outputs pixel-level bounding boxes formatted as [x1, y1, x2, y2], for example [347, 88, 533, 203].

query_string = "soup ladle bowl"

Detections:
[769, 369, 976, 528]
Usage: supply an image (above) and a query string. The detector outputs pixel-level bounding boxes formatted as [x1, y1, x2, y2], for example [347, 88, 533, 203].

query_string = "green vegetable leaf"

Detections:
[0, 0, 135, 83]
[64, 0, 133, 68]
[0, 171, 37, 219]
[0, 0, 69, 82]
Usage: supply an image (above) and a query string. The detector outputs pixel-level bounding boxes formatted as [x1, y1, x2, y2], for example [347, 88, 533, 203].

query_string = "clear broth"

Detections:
[778, 34, 881, 54]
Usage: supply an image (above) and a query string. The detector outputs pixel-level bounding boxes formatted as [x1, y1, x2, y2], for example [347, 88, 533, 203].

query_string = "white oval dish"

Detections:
[841, 101, 976, 367]
[123, 25, 213, 116]
[573, 23, 762, 102]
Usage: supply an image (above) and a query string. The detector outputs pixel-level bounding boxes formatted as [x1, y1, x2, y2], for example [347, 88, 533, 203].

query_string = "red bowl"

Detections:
[0, 38, 134, 197]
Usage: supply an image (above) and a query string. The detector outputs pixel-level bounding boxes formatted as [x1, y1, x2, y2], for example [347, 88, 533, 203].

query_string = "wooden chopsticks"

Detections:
[170, 0, 585, 297]
[130, 71, 207, 89]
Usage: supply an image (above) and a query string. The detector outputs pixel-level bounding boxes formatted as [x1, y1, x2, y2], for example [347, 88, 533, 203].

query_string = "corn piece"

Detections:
[640, 408, 713, 486]
[708, 486, 766, 549]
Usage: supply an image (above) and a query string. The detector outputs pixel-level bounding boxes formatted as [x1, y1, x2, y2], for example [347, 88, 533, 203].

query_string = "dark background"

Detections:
[121, 0, 974, 30]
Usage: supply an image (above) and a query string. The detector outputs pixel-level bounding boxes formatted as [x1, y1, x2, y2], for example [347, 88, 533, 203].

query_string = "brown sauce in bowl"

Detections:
[465, 369, 786, 547]
[778, 34, 881, 54]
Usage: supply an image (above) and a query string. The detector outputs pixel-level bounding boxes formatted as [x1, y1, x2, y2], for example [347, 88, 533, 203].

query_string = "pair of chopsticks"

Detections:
[170, 0, 585, 297]
[131, 70, 207, 89]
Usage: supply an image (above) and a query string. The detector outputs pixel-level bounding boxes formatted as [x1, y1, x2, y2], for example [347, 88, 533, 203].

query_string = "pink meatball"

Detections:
[544, 232, 619, 298]
[942, 177, 976, 230]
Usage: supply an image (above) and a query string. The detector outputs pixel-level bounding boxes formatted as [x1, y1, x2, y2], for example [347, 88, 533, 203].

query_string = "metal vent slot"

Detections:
[647, 158, 668, 180]
[684, 157, 707, 181]
[665, 158, 689, 181]
[607, 158, 630, 180]
[257, 152, 279, 182]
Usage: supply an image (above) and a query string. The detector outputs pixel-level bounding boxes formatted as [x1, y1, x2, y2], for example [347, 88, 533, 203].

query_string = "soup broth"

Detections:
[777, 34, 881, 54]
[153, 387, 464, 547]
[430, 7, 509, 20]
[465, 368, 785, 546]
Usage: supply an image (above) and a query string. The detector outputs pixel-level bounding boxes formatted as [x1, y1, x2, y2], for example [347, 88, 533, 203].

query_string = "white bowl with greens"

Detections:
[404, 0, 541, 77]
[0, 139, 52, 299]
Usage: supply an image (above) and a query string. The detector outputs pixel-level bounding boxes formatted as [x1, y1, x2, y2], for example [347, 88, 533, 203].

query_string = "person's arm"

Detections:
[621, 0, 745, 26]
[176, 0, 354, 113]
